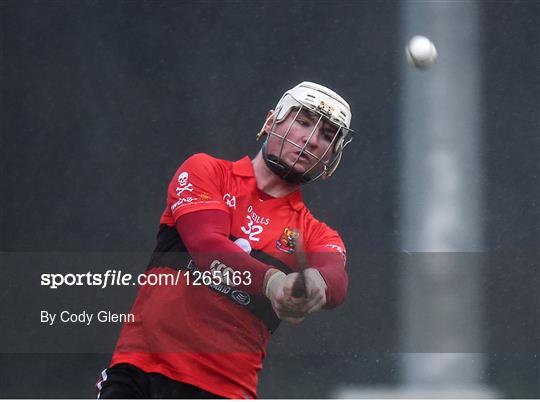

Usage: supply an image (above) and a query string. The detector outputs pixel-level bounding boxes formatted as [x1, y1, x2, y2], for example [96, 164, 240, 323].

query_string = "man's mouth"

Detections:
[293, 151, 310, 163]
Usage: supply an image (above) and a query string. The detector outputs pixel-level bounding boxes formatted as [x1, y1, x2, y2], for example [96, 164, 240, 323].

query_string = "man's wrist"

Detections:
[263, 269, 286, 298]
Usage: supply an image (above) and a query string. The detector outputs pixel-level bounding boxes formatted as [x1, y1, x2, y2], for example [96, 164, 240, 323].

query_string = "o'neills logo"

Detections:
[276, 227, 300, 254]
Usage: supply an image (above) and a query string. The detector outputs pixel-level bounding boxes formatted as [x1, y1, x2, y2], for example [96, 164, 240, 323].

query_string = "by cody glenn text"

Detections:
[41, 310, 134, 326]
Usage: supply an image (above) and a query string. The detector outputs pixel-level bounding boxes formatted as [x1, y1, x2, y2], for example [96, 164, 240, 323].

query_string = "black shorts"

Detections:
[96, 363, 222, 399]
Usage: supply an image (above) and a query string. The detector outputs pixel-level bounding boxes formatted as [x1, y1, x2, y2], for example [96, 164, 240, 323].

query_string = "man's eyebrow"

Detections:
[298, 109, 320, 121]
[297, 109, 340, 133]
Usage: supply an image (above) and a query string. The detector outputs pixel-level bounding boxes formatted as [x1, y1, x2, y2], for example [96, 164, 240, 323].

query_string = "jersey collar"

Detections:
[233, 156, 305, 211]
[232, 156, 255, 177]
[286, 190, 305, 211]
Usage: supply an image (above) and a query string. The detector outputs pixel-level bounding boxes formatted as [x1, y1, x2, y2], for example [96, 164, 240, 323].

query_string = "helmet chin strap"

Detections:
[261, 138, 311, 185]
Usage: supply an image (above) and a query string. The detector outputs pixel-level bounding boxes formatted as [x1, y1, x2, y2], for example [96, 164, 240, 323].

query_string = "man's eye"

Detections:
[297, 119, 309, 126]
[323, 132, 334, 142]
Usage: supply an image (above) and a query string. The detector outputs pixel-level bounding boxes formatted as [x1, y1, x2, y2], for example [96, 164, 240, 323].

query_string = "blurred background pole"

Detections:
[399, 0, 493, 395]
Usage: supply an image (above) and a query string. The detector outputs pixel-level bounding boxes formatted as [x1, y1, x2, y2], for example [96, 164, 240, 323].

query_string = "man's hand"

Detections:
[302, 268, 327, 313]
[264, 268, 327, 324]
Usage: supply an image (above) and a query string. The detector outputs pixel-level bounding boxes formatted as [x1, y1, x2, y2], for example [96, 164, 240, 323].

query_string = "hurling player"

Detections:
[97, 82, 354, 398]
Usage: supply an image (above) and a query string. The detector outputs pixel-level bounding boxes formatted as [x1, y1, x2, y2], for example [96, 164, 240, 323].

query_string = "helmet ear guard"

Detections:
[256, 127, 266, 141]
[323, 134, 345, 179]
[323, 126, 354, 178]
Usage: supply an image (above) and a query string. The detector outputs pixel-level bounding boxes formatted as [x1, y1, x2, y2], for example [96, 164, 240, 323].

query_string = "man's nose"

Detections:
[302, 126, 321, 149]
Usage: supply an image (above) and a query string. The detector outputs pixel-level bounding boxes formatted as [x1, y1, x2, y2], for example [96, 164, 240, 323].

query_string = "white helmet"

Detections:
[259, 81, 354, 183]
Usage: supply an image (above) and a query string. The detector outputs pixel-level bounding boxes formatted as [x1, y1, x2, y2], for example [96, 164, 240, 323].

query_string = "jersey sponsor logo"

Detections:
[276, 227, 300, 254]
[240, 205, 270, 242]
[231, 290, 251, 306]
[185, 259, 251, 305]
[176, 171, 194, 195]
[210, 259, 236, 286]
[209, 281, 232, 294]
[223, 193, 236, 208]
[171, 196, 198, 212]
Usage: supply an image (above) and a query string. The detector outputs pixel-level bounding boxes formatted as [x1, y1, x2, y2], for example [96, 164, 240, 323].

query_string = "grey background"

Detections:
[1, 0, 538, 398]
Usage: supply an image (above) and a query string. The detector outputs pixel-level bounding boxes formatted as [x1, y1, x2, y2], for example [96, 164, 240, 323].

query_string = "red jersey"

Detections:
[111, 153, 347, 398]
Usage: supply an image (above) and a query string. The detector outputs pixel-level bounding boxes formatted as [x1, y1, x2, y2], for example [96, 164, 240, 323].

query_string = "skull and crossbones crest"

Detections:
[176, 171, 193, 195]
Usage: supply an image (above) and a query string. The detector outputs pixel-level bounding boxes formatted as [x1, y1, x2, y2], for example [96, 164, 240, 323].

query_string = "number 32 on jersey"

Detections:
[240, 205, 270, 242]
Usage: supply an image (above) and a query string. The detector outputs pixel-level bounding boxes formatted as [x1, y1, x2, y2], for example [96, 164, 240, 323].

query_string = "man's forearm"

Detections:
[176, 210, 277, 295]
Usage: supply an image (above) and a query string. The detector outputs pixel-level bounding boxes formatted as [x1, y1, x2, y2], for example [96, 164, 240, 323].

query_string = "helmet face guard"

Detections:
[259, 82, 354, 184]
